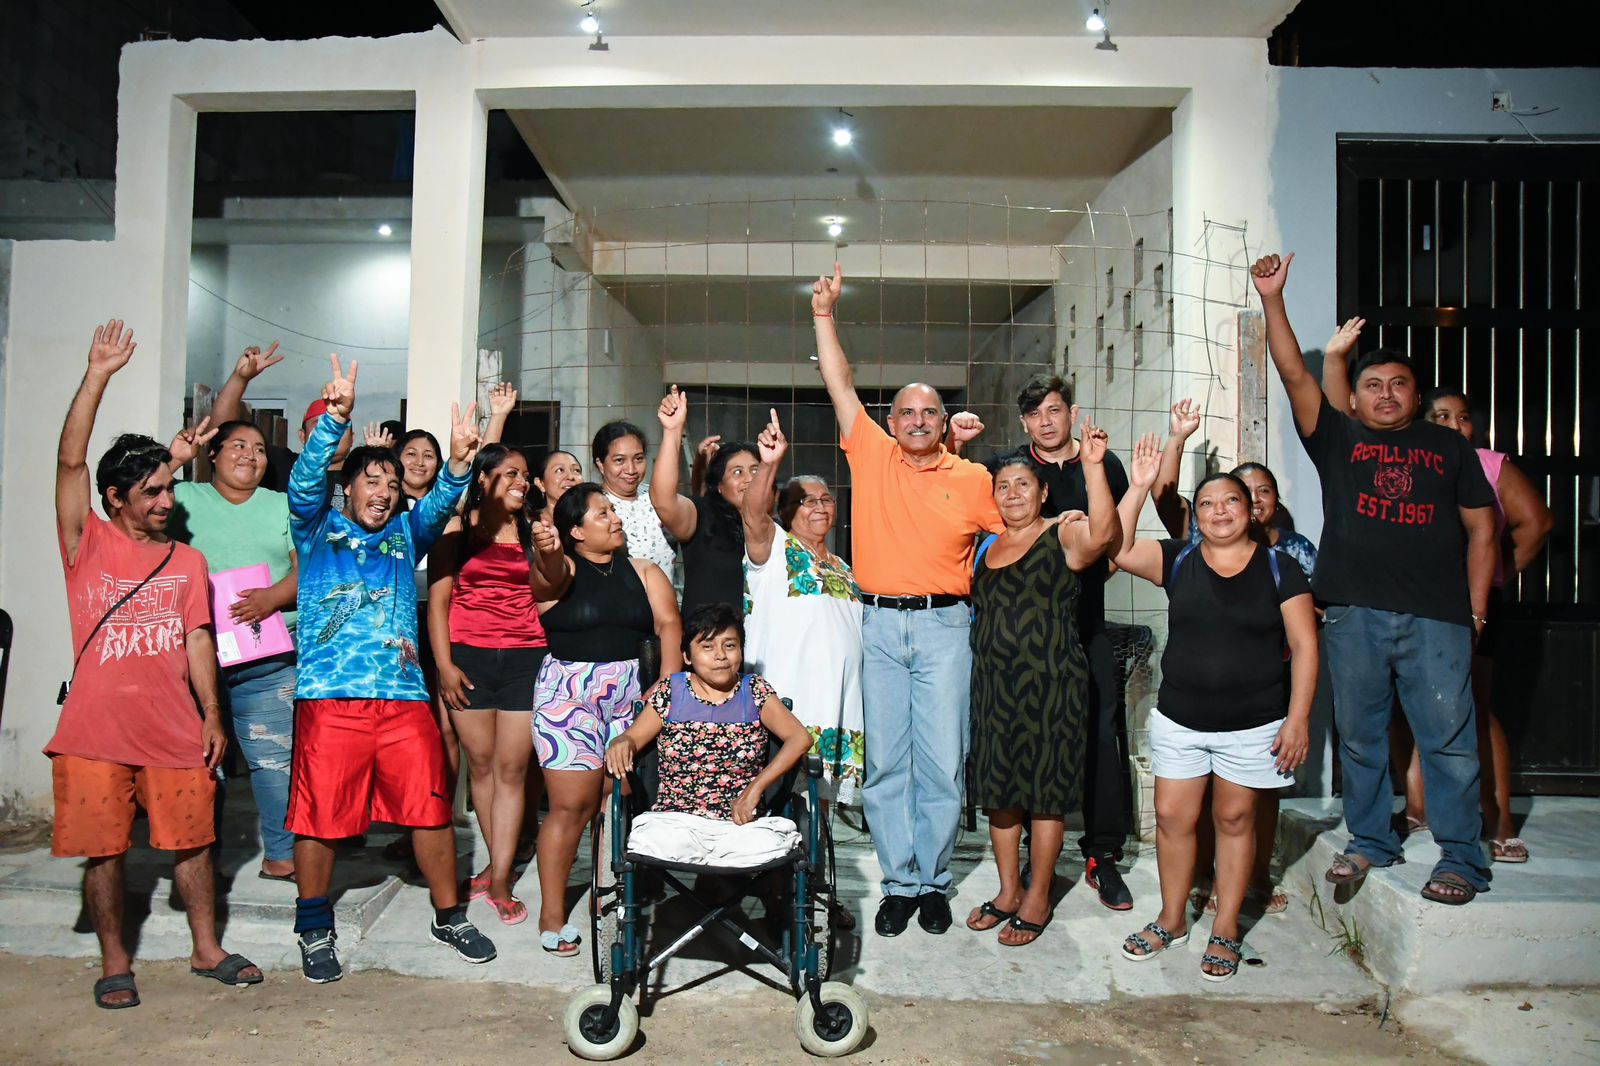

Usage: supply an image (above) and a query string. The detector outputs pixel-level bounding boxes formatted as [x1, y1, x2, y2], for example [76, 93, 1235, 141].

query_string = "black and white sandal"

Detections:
[1200, 934, 1244, 982]
[1120, 921, 1188, 961]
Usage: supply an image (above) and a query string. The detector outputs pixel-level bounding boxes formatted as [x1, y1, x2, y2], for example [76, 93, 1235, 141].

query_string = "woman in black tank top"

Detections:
[526, 483, 683, 954]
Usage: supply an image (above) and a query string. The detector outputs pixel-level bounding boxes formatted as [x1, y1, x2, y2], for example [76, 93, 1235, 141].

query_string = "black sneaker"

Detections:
[873, 895, 919, 937]
[915, 890, 953, 934]
[429, 915, 497, 964]
[298, 928, 342, 983]
[1085, 855, 1134, 911]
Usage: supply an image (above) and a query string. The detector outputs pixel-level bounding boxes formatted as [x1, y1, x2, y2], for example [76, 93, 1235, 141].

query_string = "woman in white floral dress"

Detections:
[739, 409, 865, 806]
[591, 420, 677, 575]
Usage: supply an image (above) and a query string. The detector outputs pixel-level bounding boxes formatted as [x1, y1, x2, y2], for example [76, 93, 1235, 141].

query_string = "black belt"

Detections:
[860, 593, 970, 611]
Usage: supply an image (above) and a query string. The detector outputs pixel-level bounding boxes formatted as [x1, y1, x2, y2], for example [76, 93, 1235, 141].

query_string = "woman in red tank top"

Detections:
[427, 444, 549, 923]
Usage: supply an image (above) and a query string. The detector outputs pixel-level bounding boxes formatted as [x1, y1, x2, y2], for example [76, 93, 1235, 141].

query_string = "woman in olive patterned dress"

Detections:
[966, 424, 1121, 946]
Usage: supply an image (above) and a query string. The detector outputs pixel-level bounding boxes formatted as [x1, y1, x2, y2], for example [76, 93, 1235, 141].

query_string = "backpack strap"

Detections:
[1166, 541, 1199, 589]
[1169, 540, 1284, 592]
[1266, 545, 1282, 590]
[973, 532, 998, 576]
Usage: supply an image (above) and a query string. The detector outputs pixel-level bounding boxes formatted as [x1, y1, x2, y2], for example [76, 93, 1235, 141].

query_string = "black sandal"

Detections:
[964, 899, 1017, 931]
[94, 972, 139, 1009]
[999, 914, 1048, 947]
[1420, 871, 1478, 906]
[1200, 935, 1244, 982]
[191, 952, 264, 986]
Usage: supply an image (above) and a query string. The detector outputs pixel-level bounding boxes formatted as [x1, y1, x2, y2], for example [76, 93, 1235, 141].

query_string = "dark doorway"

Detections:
[1337, 140, 1600, 794]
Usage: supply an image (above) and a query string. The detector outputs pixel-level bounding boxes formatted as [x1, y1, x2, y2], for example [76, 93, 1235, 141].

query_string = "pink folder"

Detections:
[210, 563, 294, 666]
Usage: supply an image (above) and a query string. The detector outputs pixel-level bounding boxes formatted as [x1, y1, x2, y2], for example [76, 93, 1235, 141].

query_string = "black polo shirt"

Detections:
[1029, 441, 1129, 636]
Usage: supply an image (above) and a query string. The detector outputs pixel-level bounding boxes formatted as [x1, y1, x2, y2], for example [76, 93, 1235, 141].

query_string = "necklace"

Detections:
[581, 554, 615, 577]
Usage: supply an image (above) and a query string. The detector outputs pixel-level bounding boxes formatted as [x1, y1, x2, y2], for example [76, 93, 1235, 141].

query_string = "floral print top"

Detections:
[648, 672, 778, 819]
[783, 534, 860, 602]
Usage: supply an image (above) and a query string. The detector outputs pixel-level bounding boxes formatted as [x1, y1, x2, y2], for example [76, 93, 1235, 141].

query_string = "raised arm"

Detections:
[742, 408, 787, 567]
[1153, 399, 1200, 538]
[648, 386, 700, 541]
[1062, 420, 1123, 571]
[1251, 253, 1323, 437]
[1110, 432, 1167, 584]
[288, 355, 355, 530]
[58, 320, 137, 563]
[943, 411, 985, 455]
[407, 400, 479, 554]
[528, 517, 575, 603]
[483, 381, 517, 445]
[210, 342, 283, 425]
[811, 263, 863, 438]
[1497, 459, 1554, 575]
[1319, 317, 1364, 412]
[165, 417, 218, 477]
[690, 435, 720, 498]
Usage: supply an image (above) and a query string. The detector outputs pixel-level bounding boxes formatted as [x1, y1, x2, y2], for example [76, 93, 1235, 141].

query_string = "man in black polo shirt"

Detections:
[958, 375, 1135, 909]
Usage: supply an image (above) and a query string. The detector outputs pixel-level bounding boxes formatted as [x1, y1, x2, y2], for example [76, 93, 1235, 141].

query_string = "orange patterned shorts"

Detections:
[50, 755, 216, 858]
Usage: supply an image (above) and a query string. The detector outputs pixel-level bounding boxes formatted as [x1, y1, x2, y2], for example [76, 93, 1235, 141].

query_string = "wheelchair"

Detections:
[562, 699, 869, 1060]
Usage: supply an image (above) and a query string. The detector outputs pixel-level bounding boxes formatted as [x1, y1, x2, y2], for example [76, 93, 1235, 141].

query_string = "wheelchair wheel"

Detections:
[794, 982, 868, 1057]
[563, 984, 639, 1061]
[589, 806, 619, 985]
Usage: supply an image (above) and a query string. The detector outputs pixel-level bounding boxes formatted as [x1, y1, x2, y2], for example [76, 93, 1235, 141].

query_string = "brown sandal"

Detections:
[1420, 871, 1478, 906]
[1324, 853, 1373, 884]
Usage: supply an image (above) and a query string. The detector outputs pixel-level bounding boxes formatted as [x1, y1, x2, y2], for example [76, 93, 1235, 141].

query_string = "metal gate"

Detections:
[1337, 140, 1600, 794]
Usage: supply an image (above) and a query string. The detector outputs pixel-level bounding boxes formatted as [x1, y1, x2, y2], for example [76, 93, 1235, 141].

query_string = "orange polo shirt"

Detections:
[842, 413, 1004, 597]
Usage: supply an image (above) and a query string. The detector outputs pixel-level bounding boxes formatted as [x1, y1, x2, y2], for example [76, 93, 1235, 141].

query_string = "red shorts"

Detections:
[286, 699, 450, 839]
[50, 755, 216, 858]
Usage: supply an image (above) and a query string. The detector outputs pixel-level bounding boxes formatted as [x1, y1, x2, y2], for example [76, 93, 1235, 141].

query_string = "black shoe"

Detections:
[873, 895, 919, 937]
[916, 890, 953, 934]
[430, 915, 498, 964]
[298, 928, 342, 983]
[1085, 855, 1134, 911]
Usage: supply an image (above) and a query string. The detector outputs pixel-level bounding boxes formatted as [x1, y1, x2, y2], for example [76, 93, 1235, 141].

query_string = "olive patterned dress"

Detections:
[970, 529, 1089, 814]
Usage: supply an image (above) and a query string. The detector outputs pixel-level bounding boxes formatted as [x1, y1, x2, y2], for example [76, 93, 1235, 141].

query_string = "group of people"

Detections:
[45, 248, 1547, 1008]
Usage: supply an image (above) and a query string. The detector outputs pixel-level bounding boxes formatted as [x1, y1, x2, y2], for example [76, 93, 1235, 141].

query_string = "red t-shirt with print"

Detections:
[46, 513, 213, 768]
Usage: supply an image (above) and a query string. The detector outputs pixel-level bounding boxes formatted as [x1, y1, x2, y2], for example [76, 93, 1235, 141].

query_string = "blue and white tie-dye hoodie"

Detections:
[290, 412, 468, 700]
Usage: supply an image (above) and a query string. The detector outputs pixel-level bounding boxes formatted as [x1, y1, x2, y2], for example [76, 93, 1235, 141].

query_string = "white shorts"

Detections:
[1147, 708, 1293, 789]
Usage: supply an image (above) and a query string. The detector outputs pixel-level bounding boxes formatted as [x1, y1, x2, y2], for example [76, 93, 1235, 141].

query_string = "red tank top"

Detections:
[448, 542, 547, 648]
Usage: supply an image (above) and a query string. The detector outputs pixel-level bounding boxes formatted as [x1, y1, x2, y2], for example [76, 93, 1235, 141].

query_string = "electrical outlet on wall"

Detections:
[1492, 90, 1513, 112]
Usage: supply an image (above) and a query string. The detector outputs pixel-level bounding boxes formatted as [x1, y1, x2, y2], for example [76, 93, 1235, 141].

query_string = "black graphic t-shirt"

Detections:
[1299, 397, 1493, 626]
[1031, 444, 1129, 636]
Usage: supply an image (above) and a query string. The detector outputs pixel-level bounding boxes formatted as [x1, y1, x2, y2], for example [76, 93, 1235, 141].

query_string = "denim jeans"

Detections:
[860, 603, 972, 898]
[1322, 606, 1489, 889]
[225, 652, 297, 862]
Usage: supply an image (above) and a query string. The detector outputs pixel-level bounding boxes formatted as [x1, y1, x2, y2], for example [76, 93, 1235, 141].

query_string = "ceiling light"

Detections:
[832, 127, 852, 147]
[1086, 8, 1106, 32]
[377, 223, 393, 237]
[579, 12, 599, 32]
[827, 221, 844, 238]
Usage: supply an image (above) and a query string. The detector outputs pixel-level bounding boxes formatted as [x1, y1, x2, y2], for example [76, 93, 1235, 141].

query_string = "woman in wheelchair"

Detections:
[604, 603, 812, 853]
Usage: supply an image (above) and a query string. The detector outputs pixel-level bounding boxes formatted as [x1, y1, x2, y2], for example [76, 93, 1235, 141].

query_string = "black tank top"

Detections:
[541, 553, 655, 663]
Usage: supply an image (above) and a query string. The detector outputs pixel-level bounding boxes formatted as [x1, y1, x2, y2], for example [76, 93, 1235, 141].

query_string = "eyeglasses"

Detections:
[798, 495, 836, 510]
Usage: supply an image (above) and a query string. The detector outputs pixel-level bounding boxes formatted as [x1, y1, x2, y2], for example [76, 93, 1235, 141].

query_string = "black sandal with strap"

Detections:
[999, 914, 1049, 947]
[1200, 934, 1244, 982]
[93, 972, 139, 1009]
[964, 899, 1017, 932]
[1120, 921, 1189, 961]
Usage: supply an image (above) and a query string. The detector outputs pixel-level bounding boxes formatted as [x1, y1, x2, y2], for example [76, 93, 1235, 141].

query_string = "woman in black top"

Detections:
[1111, 434, 1318, 982]
[649, 385, 759, 615]
[528, 483, 683, 955]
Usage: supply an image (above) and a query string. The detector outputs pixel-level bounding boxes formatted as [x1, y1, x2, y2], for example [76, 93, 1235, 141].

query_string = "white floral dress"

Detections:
[742, 526, 865, 801]
[606, 490, 677, 576]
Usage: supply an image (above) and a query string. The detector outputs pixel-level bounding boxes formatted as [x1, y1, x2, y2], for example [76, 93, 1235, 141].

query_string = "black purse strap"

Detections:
[59, 541, 176, 701]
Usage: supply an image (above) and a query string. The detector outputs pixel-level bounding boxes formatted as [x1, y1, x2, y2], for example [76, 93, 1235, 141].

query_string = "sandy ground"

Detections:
[0, 952, 1471, 1066]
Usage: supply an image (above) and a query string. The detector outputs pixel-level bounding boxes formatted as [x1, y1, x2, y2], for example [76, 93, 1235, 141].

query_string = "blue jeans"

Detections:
[1322, 606, 1489, 889]
[225, 653, 297, 862]
[860, 603, 972, 897]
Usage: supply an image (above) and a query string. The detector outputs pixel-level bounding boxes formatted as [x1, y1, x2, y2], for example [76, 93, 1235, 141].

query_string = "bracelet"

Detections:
[812, 312, 832, 319]
[1472, 614, 1487, 627]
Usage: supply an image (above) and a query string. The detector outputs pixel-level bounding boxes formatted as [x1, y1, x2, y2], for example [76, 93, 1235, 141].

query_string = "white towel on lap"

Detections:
[627, 811, 800, 867]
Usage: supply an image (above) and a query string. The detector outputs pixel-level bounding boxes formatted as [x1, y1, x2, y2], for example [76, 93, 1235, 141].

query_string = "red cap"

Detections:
[302, 399, 329, 427]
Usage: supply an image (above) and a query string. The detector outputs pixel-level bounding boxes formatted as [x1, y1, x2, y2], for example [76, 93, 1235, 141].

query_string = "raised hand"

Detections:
[449, 401, 481, 465]
[234, 341, 283, 382]
[1079, 418, 1109, 465]
[487, 381, 518, 417]
[532, 518, 562, 557]
[658, 384, 688, 432]
[363, 421, 396, 450]
[1250, 252, 1294, 299]
[949, 410, 985, 445]
[1128, 431, 1161, 489]
[812, 262, 842, 317]
[1169, 398, 1202, 442]
[696, 434, 722, 462]
[168, 416, 218, 468]
[1325, 316, 1366, 360]
[322, 354, 358, 421]
[86, 319, 136, 377]
[756, 407, 788, 465]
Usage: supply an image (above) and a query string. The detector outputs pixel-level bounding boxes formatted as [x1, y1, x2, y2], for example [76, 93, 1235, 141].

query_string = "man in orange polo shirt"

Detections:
[811, 264, 1003, 937]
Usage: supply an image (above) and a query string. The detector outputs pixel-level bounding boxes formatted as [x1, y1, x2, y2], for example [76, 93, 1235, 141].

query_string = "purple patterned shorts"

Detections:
[532, 657, 641, 771]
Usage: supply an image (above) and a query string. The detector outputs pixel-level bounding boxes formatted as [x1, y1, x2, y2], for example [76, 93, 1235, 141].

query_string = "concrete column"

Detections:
[405, 84, 488, 431]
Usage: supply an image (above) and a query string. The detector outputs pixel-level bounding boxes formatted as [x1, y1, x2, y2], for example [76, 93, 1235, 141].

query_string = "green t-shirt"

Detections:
[171, 482, 297, 631]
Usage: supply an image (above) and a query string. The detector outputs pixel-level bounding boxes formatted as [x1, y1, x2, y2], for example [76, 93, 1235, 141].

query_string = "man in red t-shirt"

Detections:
[50, 319, 262, 1009]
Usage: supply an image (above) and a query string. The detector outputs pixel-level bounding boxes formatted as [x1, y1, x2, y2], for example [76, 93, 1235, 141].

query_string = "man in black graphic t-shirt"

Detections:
[1253, 253, 1495, 905]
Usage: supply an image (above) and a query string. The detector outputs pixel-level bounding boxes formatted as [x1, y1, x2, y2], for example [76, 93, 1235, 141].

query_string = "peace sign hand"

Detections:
[168, 416, 219, 468]
[322, 354, 358, 421]
[235, 341, 283, 382]
[449, 401, 481, 466]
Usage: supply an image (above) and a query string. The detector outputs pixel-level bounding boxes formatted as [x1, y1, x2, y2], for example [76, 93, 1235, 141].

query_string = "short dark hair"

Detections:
[96, 434, 171, 510]
[339, 446, 402, 491]
[553, 481, 607, 554]
[1193, 471, 1251, 512]
[1421, 385, 1469, 410]
[1348, 347, 1417, 388]
[1229, 461, 1278, 496]
[1016, 374, 1073, 416]
[680, 602, 745, 657]
[379, 420, 406, 447]
[591, 420, 647, 467]
[205, 420, 264, 460]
